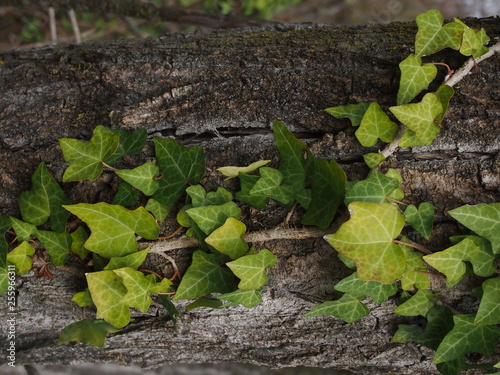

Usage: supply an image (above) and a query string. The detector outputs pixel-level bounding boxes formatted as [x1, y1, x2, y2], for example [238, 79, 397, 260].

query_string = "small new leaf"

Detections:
[250, 167, 295, 206]
[227, 249, 277, 290]
[205, 217, 248, 260]
[404, 202, 435, 239]
[397, 54, 438, 105]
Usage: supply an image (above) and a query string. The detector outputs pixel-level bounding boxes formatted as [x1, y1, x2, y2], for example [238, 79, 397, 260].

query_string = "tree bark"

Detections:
[0, 19, 499, 374]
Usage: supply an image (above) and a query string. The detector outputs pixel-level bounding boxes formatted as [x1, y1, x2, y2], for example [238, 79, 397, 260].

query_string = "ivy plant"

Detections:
[0, 9, 498, 374]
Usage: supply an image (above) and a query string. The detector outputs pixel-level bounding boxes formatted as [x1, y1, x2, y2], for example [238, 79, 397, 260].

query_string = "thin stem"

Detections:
[101, 161, 118, 171]
[392, 239, 432, 255]
[412, 269, 445, 279]
[139, 268, 164, 280]
[385, 196, 407, 206]
[157, 225, 184, 240]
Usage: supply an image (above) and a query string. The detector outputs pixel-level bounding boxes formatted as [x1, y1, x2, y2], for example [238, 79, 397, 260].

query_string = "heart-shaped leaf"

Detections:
[145, 198, 168, 222]
[7, 241, 35, 274]
[115, 162, 160, 196]
[60, 125, 119, 182]
[397, 54, 437, 105]
[355, 103, 398, 146]
[325, 202, 406, 284]
[227, 249, 277, 290]
[63, 203, 159, 258]
[205, 217, 248, 260]
[304, 293, 369, 323]
[390, 93, 443, 145]
[404, 202, 435, 239]
[363, 153, 385, 169]
[18, 162, 70, 233]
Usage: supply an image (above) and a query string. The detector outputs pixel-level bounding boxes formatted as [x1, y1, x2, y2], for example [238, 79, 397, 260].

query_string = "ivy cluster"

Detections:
[0, 9, 498, 374]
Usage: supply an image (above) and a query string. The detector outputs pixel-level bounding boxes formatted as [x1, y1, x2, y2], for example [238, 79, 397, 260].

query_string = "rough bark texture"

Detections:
[0, 19, 499, 374]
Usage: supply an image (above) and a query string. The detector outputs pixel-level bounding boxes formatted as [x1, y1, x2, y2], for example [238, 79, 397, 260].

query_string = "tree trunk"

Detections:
[0, 19, 499, 374]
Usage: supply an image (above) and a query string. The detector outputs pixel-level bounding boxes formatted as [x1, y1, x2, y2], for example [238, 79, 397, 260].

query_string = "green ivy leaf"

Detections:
[355, 103, 398, 147]
[250, 167, 295, 206]
[334, 272, 397, 304]
[59, 319, 120, 348]
[397, 54, 438, 105]
[433, 314, 500, 364]
[105, 128, 147, 165]
[459, 26, 489, 57]
[72, 289, 93, 307]
[324, 102, 370, 126]
[435, 85, 454, 123]
[304, 293, 370, 323]
[36, 230, 72, 266]
[153, 138, 205, 210]
[399, 240, 430, 290]
[424, 238, 480, 288]
[390, 93, 443, 145]
[70, 226, 89, 259]
[18, 162, 70, 233]
[186, 185, 233, 207]
[59, 125, 119, 182]
[217, 160, 271, 180]
[205, 218, 248, 260]
[145, 199, 168, 222]
[227, 249, 277, 290]
[325, 202, 406, 284]
[414, 9, 463, 57]
[9, 217, 37, 242]
[393, 289, 440, 316]
[173, 250, 233, 300]
[363, 153, 385, 169]
[104, 248, 149, 270]
[111, 182, 139, 207]
[115, 162, 160, 196]
[218, 289, 263, 308]
[344, 171, 400, 205]
[475, 278, 500, 325]
[449, 235, 496, 277]
[272, 120, 312, 199]
[404, 202, 435, 239]
[7, 241, 35, 274]
[448, 203, 500, 254]
[235, 173, 270, 209]
[63, 203, 159, 258]
[186, 201, 241, 236]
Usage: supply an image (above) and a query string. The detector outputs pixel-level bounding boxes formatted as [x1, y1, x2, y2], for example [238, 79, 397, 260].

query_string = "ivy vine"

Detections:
[0, 9, 499, 374]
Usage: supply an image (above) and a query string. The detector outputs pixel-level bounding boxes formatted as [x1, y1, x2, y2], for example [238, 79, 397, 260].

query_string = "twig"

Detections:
[67, 8, 81, 44]
[48, 7, 57, 45]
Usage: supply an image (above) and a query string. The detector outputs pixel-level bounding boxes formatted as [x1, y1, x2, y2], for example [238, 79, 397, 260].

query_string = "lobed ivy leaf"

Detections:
[205, 217, 248, 260]
[423, 238, 480, 288]
[433, 314, 500, 364]
[186, 201, 241, 236]
[301, 158, 346, 229]
[70, 226, 89, 259]
[153, 138, 205, 210]
[459, 26, 489, 58]
[393, 289, 440, 316]
[63, 203, 159, 259]
[173, 250, 234, 300]
[6, 241, 35, 274]
[250, 167, 295, 207]
[105, 128, 147, 165]
[36, 230, 72, 266]
[304, 293, 370, 323]
[448, 203, 500, 255]
[363, 153, 385, 169]
[218, 289, 263, 308]
[59, 319, 120, 348]
[18, 162, 70, 233]
[103, 248, 149, 270]
[390, 93, 443, 145]
[325, 202, 406, 284]
[227, 249, 277, 290]
[397, 54, 437, 105]
[60, 125, 119, 182]
[324, 102, 370, 127]
[111, 182, 139, 207]
[235, 173, 270, 209]
[186, 185, 233, 208]
[449, 235, 495, 277]
[217, 160, 271, 180]
[115, 161, 160, 196]
[334, 272, 397, 304]
[9, 217, 37, 242]
[344, 171, 400, 205]
[414, 9, 463, 57]
[145, 198, 169, 222]
[355, 103, 398, 147]
[475, 278, 500, 326]
[404, 202, 435, 239]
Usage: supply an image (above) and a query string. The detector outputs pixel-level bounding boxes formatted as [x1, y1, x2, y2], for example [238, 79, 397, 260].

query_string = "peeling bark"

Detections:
[0, 19, 499, 374]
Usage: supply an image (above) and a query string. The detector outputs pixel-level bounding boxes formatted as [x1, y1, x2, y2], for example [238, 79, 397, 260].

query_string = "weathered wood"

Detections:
[0, 20, 499, 374]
